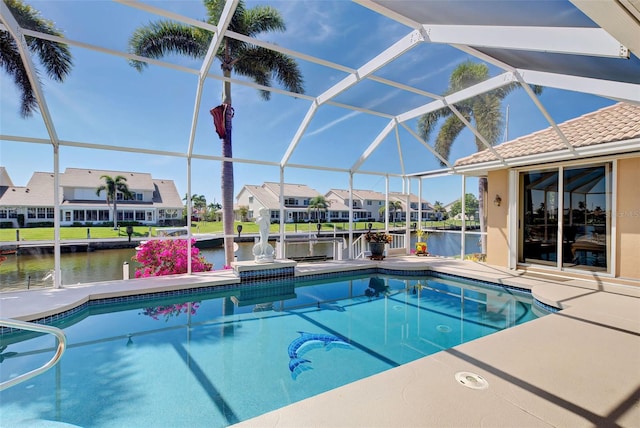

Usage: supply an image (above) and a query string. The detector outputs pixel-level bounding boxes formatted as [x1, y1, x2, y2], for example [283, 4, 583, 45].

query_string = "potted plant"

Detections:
[364, 231, 392, 259]
[415, 229, 429, 256]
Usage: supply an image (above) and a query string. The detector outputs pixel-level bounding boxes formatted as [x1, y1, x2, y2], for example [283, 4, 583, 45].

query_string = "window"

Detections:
[64, 211, 71, 222]
[164, 209, 178, 219]
[248, 196, 253, 203]
[136, 193, 143, 201]
[99, 210, 109, 221]
[136, 211, 145, 221]
[28, 208, 36, 218]
[0, 209, 6, 219]
[8, 208, 17, 218]
[73, 210, 85, 221]
[367, 200, 372, 205]
[46, 208, 54, 219]
[86, 210, 98, 221]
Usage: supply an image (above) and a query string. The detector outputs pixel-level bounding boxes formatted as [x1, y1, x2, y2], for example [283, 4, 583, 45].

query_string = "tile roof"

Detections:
[455, 102, 640, 167]
[0, 170, 182, 209]
[59, 168, 156, 191]
[326, 189, 387, 201]
[152, 179, 184, 208]
[240, 184, 281, 210]
[262, 182, 322, 198]
[0, 167, 14, 187]
[0, 172, 60, 206]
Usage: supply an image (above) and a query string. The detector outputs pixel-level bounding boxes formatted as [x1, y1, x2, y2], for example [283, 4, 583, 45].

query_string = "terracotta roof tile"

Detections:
[455, 103, 640, 167]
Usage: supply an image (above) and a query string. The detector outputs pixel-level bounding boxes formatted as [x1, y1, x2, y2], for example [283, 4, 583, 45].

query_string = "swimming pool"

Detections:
[1, 272, 546, 427]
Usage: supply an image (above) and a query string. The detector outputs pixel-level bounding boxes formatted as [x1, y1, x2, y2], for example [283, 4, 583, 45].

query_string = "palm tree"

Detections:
[433, 200, 444, 221]
[307, 196, 330, 223]
[418, 61, 542, 253]
[379, 201, 403, 226]
[128, 0, 304, 265]
[207, 201, 222, 221]
[1, 0, 73, 117]
[95, 175, 133, 229]
[183, 193, 207, 221]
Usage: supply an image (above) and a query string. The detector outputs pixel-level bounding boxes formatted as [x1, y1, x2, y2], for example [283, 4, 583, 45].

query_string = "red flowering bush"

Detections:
[133, 239, 213, 278]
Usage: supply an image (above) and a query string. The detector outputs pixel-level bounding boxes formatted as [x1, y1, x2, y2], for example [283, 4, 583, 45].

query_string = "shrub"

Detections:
[27, 221, 54, 228]
[133, 238, 213, 278]
[0, 221, 14, 229]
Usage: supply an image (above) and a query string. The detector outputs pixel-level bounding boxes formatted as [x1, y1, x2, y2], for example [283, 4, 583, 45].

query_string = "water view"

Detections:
[0, 232, 481, 291]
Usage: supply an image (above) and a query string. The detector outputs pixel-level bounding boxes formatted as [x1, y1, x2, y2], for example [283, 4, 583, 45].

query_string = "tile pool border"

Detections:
[0, 267, 558, 334]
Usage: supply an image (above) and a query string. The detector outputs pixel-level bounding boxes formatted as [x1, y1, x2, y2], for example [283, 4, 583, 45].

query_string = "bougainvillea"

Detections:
[133, 238, 213, 278]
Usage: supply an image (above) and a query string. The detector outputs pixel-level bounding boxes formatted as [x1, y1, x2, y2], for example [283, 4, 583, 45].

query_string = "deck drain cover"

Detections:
[436, 324, 452, 333]
[455, 372, 488, 390]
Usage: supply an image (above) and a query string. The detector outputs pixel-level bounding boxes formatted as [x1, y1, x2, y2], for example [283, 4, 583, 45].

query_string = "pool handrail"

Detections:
[0, 318, 67, 391]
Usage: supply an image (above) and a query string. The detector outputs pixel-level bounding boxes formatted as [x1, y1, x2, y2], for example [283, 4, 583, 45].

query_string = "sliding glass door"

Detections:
[519, 162, 611, 273]
[520, 170, 559, 265]
[562, 165, 610, 270]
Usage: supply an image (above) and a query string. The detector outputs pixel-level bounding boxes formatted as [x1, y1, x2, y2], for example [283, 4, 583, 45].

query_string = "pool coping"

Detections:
[1, 256, 639, 427]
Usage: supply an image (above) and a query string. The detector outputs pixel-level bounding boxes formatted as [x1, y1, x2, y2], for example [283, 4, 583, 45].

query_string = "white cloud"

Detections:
[306, 110, 360, 137]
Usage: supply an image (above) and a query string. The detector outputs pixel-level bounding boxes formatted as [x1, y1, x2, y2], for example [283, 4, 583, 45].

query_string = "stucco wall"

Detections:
[616, 157, 640, 280]
[486, 169, 510, 267]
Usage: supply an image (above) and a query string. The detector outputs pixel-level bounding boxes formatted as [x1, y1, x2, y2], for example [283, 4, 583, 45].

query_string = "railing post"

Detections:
[122, 262, 129, 279]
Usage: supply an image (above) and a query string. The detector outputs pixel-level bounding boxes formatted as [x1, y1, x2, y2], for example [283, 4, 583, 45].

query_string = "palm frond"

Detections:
[0, 32, 38, 117]
[434, 114, 467, 166]
[417, 108, 449, 142]
[4, 0, 72, 82]
[447, 61, 488, 92]
[242, 6, 286, 36]
[234, 46, 304, 98]
[128, 21, 210, 71]
[473, 95, 503, 149]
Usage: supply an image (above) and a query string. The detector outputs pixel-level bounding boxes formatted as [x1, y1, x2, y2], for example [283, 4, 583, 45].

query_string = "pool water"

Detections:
[0, 273, 544, 427]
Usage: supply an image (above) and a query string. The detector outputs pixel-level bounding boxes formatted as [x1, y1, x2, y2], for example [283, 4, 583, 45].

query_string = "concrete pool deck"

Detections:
[1, 257, 639, 427]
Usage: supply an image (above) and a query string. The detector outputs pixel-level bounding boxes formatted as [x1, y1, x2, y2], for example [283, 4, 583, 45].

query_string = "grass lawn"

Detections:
[0, 220, 468, 242]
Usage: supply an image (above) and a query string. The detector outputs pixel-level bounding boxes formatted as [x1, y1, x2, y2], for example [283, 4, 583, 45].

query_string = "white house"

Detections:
[388, 192, 435, 222]
[325, 189, 385, 222]
[236, 182, 323, 223]
[0, 168, 184, 227]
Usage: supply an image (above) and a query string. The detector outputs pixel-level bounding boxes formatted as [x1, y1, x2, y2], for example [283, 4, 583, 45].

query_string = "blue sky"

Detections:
[0, 0, 615, 207]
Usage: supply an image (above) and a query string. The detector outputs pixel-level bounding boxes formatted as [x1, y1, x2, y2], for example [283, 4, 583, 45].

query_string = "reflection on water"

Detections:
[1, 232, 481, 291]
[0, 244, 248, 291]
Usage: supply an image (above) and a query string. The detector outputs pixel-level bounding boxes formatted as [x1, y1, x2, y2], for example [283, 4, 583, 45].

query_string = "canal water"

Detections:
[0, 232, 481, 291]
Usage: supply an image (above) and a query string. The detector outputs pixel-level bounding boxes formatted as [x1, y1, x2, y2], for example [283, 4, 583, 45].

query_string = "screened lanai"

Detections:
[1, 0, 639, 287]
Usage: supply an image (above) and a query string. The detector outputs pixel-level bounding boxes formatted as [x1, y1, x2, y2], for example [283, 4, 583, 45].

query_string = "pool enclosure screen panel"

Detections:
[518, 163, 611, 273]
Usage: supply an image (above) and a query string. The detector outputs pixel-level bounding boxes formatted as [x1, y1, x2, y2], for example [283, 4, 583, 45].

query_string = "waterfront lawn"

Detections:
[0, 220, 464, 242]
[0, 221, 386, 242]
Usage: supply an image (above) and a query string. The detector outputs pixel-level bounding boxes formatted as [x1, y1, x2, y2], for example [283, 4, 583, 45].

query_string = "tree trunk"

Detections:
[218, 63, 235, 267]
[113, 199, 118, 230]
[479, 177, 487, 254]
[222, 104, 234, 266]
